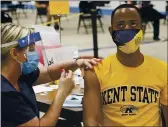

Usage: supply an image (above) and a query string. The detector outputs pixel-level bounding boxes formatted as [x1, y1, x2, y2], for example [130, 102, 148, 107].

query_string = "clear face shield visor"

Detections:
[1, 32, 42, 53]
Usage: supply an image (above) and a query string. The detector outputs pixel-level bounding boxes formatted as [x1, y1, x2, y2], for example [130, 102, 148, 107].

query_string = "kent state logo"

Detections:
[120, 105, 138, 116]
[135, 37, 141, 45]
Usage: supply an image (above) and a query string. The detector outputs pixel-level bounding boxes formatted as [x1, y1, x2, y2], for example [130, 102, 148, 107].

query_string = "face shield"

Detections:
[1, 32, 43, 75]
[31, 25, 79, 68]
[32, 25, 61, 66]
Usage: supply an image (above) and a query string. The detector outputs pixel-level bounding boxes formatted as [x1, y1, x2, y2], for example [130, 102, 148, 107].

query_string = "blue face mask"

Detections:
[111, 29, 140, 46]
[21, 51, 39, 75]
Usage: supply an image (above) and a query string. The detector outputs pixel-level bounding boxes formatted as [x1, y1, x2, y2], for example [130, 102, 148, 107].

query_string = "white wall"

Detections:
[152, 1, 166, 12]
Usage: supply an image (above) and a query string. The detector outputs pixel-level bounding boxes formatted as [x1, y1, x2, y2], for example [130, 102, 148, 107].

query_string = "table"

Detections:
[36, 86, 83, 127]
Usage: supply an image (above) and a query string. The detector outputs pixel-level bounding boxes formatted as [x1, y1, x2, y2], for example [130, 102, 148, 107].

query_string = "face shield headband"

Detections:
[1, 32, 42, 48]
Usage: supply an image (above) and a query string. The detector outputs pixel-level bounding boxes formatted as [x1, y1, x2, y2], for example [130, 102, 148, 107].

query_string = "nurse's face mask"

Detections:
[1, 32, 42, 75]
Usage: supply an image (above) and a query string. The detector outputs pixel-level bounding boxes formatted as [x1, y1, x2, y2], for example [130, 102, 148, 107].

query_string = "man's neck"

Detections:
[116, 48, 144, 67]
[2, 62, 21, 87]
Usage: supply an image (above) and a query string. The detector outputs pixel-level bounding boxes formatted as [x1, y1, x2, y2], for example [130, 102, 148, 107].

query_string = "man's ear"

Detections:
[108, 26, 113, 34]
[10, 48, 17, 60]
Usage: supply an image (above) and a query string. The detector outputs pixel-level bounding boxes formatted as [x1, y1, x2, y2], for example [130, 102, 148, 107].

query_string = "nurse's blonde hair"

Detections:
[1, 23, 34, 61]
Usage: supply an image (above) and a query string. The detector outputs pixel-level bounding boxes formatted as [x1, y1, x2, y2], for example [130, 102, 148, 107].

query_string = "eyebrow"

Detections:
[130, 20, 137, 22]
[116, 20, 137, 23]
[116, 20, 124, 23]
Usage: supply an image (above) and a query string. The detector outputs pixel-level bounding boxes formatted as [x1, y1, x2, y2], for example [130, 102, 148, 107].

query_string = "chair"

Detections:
[35, 7, 47, 24]
[1, 11, 13, 23]
[77, 1, 104, 34]
[17, 1, 29, 18]
[1, 1, 20, 24]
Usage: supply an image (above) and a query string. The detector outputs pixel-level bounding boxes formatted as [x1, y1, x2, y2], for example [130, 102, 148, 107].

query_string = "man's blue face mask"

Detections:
[111, 29, 140, 46]
[111, 29, 143, 54]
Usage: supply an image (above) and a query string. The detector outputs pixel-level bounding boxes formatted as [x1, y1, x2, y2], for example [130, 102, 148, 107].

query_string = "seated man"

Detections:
[83, 4, 168, 126]
[139, 1, 166, 41]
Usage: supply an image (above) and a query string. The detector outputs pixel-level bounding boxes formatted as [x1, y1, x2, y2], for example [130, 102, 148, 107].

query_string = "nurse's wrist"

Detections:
[57, 89, 69, 99]
[73, 57, 82, 67]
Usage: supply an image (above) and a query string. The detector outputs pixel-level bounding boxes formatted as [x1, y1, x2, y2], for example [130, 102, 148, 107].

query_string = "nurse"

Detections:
[1, 23, 100, 126]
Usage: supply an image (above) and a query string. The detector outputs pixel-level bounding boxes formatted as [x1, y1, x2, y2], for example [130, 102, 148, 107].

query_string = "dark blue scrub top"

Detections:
[1, 68, 40, 127]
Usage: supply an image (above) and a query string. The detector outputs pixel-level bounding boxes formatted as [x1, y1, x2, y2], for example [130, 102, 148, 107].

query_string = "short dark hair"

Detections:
[111, 4, 141, 23]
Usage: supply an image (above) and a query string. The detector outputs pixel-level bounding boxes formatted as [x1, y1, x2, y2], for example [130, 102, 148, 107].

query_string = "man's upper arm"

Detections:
[83, 70, 102, 126]
[160, 83, 168, 105]
[160, 83, 168, 126]
[161, 104, 168, 126]
[160, 62, 168, 126]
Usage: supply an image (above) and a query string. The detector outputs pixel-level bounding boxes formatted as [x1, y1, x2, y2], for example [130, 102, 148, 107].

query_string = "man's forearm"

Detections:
[39, 90, 67, 126]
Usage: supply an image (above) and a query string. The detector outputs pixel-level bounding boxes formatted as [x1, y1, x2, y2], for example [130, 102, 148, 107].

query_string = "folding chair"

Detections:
[1, 1, 20, 24]
[35, 7, 47, 24]
[77, 1, 104, 34]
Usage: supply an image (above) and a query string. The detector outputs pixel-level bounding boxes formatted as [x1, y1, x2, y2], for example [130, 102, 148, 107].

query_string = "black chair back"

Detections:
[79, 1, 93, 14]
[36, 8, 47, 15]
[1, 11, 13, 23]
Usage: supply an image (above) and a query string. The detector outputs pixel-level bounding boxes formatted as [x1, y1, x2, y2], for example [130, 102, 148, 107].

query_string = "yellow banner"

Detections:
[49, 1, 69, 15]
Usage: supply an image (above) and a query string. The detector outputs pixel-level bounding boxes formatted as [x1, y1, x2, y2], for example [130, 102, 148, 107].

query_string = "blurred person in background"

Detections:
[83, 4, 167, 126]
[35, 1, 63, 30]
[164, 1, 168, 24]
[139, 1, 166, 41]
[126, 1, 166, 41]
[1, 23, 100, 126]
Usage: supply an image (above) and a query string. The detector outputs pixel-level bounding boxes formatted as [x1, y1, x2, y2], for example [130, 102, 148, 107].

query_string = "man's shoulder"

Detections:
[103, 54, 116, 62]
[144, 55, 167, 68]
[83, 69, 97, 79]
[95, 54, 116, 69]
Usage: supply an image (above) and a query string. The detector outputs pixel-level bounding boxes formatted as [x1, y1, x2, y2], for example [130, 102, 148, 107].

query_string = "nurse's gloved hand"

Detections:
[58, 70, 74, 97]
[76, 58, 101, 69]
